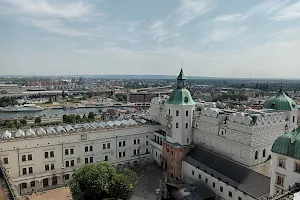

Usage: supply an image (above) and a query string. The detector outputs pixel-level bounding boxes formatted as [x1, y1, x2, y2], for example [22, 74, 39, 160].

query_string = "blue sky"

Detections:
[0, 0, 299, 78]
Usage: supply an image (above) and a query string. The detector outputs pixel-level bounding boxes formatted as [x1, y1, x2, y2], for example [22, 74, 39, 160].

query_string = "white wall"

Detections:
[270, 153, 300, 194]
[165, 103, 194, 146]
[182, 161, 256, 200]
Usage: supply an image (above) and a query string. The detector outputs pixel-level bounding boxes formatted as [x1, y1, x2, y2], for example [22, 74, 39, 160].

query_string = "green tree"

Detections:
[19, 118, 27, 125]
[88, 112, 95, 120]
[63, 114, 68, 123]
[75, 114, 81, 122]
[7, 121, 14, 128]
[69, 163, 137, 200]
[35, 117, 41, 124]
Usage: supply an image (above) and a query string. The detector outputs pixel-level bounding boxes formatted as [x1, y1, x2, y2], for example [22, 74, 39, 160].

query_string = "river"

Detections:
[0, 107, 139, 119]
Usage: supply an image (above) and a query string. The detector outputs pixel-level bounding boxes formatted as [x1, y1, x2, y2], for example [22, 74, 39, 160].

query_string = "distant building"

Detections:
[127, 92, 170, 103]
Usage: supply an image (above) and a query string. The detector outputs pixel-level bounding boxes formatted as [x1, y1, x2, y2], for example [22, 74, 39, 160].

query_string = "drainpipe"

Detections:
[61, 142, 64, 167]
[17, 148, 20, 177]
[116, 135, 118, 159]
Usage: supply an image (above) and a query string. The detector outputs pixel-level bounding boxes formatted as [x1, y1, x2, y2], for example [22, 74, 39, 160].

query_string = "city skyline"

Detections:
[0, 0, 300, 78]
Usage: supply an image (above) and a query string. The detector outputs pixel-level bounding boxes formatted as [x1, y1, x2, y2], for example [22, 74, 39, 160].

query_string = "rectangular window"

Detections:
[205, 178, 208, 183]
[65, 149, 69, 155]
[28, 154, 32, 161]
[103, 143, 106, 149]
[119, 141, 122, 147]
[238, 197, 242, 200]
[29, 167, 33, 174]
[70, 148, 74, 154]
[90, 146, 93, 151]
[123, 141, 125, 146]
[185, 123, 188, 129]
[293, 116, 295, 123]
[146, 149, 149, 153]
[294, 162, 300, 173]
[276, 174, 284, 186]
[22, 168, 27, 175]
[119, 152, 122, 157]
[171, 150, 174, 155]
[220, 186, 223, 192]
[198, 174, 201, 179]
[137, 149, 140, 154]
[66, 161, 70, 167]
[138, 139, 140, 144]
[45, 164, 49, 171]
[45, 152, 49, 158]
[176, 110, 179, 116]
[30, 181, 35, 187]
[187, 138, 189, 143]
[146, 141, 148, 145]
[107, 143, 110, 149]
[50, 151, 54, 157]
[85, 146, 88, 152]
[176, 123, 179, 128]
[85, 158, 88, 164]
[186, 111, 188, 116]
[229, 191, 232, 198]
[71, 160, 74, 166]
[105, 155, 108, 161]
[21, 183, 27, 189]
[22, 155, 26, 162]
[212, 182, 215, 188]
[192, 170, 194, 175]
[3, 157, 8, 164]
[134, 139, 136, 144]
[90, 157, 93, 163]
[51, 163, 54, 170]
[123, 151, 126, 157]
[169, 109, 170, 115]
[134, 149, 136, 155]
[278, 157, 286, 168]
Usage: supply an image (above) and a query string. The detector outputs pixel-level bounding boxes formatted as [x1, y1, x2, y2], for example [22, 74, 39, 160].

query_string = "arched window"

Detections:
[263, 149, 266, 158]
[255, 151, 258, 160]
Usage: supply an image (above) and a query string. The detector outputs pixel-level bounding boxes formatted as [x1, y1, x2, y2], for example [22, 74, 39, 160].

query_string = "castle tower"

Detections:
[263, 85, 298, 131]
[162, 69, 196, 179]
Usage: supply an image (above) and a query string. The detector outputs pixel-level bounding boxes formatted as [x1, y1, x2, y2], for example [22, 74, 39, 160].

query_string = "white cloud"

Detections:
[176, 0, 217, 27]
[213, 14, 242, 22]
[271, 1, 300, 21]
[0, 0, 91, 18]
[149, 20, 179, 42]
[29, 19, 92, 37]
[213, 0, 292, 23]
[201, 26, 248, 43]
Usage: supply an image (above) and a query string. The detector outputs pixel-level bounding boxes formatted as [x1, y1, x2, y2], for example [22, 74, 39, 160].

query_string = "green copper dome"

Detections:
[263, 88, 297, 111]
[271, 127, 300, 159]
[168, 88, 195, 105]
[168, 69, 195, 105]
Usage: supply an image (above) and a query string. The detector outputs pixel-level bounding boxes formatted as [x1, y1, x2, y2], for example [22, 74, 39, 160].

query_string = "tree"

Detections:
[63, 114, 68, 123]
[88, 112, 95, 120]
[69, 163, 137, 200]
[19, 118, 27, 125]
[7, 121, 14, 128]
[75, 114, 81, 122]
[35, 117, 41, 124]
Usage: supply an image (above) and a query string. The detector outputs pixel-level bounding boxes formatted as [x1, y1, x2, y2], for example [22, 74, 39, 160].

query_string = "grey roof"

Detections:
[185, 146, 270, 199]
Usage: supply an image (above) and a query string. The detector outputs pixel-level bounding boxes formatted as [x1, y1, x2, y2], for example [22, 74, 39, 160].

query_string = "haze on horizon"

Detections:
[0, 0, 299, 79]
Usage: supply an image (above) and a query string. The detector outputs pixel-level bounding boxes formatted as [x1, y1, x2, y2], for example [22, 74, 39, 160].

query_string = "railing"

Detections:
[0, 160, 20, 200]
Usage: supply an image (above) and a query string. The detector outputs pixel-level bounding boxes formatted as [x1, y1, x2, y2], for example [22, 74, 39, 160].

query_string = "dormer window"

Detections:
[184, 97, 189, 103]
[271, 102, 276, 109]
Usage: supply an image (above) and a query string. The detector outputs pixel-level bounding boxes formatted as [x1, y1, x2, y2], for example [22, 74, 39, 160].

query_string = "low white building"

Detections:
[0, 120, 159, 195]
[270, 127, 300, 194]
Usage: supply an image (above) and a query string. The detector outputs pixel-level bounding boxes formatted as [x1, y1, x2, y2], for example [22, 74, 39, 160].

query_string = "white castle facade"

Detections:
[0, 70, 299, 199]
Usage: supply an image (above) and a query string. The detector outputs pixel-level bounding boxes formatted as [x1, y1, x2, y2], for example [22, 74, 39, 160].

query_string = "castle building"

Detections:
[0, 69, 299, 200]
[270, 127, 300, 194]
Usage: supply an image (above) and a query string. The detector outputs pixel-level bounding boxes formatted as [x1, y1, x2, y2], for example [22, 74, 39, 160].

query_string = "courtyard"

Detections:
[28, 163, 164, 200]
